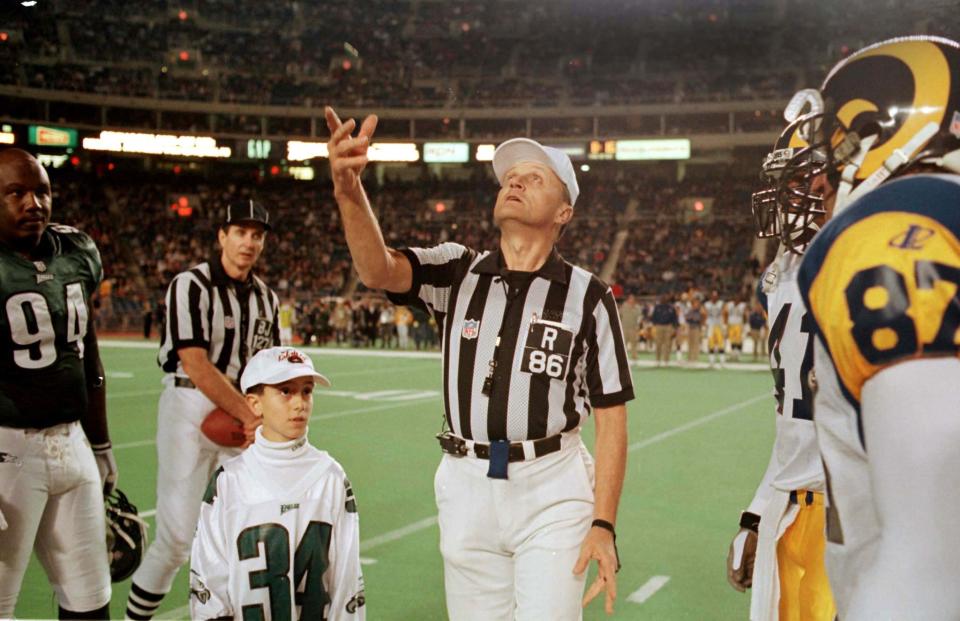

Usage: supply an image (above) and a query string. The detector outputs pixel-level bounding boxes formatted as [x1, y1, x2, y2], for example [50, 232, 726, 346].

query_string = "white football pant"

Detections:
[435, 432, 593, 621]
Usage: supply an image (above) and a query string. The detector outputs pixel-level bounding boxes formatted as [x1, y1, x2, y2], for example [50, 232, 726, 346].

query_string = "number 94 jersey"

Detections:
[0, 224, 102, 429]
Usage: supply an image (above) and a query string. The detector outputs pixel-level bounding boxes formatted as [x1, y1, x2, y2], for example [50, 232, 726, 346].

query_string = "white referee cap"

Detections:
[492, 138, 579, 206]
[240, 347, 331, 393]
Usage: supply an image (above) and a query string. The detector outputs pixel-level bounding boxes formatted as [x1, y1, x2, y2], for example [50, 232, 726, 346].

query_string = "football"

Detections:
[200, 408, 246, 447]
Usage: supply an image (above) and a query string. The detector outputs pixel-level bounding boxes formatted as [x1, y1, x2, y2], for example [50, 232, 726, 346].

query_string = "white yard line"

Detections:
[113, 439, 157, 450]
[100, 339, 443, 360]
[627, 575, 671, 605]
[113, 396, 441, 450]
[359, 515, 439, 553]
[628, 393, 769, 453]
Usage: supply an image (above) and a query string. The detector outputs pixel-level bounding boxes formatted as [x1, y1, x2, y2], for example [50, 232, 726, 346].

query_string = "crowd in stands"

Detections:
[48, 163, 764, 336]
[3, 0, 955, 111]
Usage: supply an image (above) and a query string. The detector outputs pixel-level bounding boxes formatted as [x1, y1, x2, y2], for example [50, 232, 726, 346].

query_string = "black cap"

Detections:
[224, 200, 271, 230]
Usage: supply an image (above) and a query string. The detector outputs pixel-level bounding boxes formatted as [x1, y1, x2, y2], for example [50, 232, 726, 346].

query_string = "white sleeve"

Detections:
[391, 242, 472, 314]
[846, 359, 960, 619]
[744, 438, 779, 518]
[190, 475, 234, 621]
[326, 477, 366, 620]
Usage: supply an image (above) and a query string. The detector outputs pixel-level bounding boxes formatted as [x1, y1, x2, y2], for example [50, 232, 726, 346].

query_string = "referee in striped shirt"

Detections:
[326, 107, 633, 620]
[126, 201, 279, 620]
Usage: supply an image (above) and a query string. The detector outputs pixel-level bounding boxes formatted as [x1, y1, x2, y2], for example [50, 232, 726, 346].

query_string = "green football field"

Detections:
[16, 342, 775, 620]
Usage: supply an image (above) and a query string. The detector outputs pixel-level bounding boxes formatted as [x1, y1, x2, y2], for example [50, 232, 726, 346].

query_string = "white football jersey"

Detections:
[746, 253, 824, 516]
[190, 431, 365, 621]
[704, 299, 725, 326]
[726, 301, 746, 325]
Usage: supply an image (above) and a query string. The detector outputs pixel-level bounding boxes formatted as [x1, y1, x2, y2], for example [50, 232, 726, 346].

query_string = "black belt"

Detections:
[174, 377, 239, 390]
[174, 377, 196, 389]
[438, 433, 562, 462]
[789, 490, 817, 505]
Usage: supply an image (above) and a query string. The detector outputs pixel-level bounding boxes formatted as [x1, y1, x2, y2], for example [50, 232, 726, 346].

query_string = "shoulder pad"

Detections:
[48, 223, 103, 279]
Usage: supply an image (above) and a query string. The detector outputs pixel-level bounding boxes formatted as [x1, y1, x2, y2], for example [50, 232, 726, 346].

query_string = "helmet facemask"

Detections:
[775, 114, 829, 254]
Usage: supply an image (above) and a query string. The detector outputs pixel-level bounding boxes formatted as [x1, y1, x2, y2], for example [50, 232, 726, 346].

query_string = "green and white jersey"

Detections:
[190, 431, 365, 621]
[0, 224, 103, 429]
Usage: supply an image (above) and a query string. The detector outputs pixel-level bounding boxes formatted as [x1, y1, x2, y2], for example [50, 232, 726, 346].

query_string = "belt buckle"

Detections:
[436, 432, 467, 457]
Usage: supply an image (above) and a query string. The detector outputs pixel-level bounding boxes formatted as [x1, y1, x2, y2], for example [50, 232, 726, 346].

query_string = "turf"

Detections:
[15, 343, 774, 620]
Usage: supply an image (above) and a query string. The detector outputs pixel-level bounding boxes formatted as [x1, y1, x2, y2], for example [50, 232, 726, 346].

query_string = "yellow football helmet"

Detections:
[780, 36, 960, 216]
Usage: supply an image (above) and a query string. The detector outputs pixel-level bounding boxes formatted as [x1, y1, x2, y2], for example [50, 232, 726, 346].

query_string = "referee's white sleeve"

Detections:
[167, 272, 211, 349]
[189, 477, 233, 620]
[387, 242, 473, 314]
[585, 287, 635, 407]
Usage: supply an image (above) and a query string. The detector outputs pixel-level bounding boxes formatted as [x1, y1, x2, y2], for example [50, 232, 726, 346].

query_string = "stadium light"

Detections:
[286, 140, 418, 163]
[475, 144, 495, 162]
[83, 131, 231, 158]
[286, 141, 329, 162]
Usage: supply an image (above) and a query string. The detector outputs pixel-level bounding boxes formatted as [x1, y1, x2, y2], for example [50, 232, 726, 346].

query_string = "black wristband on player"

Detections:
[739, 511, 761, 533]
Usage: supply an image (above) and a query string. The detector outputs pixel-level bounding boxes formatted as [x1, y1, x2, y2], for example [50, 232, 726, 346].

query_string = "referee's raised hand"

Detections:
[325, 106, 378, 199]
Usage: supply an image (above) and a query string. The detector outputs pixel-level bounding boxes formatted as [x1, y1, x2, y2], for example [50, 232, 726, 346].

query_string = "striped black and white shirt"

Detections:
[158, 256, 280, 381]
[388, 243, 634, 442]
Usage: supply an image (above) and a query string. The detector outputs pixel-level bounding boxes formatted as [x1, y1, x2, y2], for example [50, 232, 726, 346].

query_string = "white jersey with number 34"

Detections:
[190, 438, 365, 621]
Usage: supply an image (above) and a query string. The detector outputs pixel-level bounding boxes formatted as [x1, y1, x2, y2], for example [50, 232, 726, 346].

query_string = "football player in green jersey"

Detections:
[0, 148, 117, 619]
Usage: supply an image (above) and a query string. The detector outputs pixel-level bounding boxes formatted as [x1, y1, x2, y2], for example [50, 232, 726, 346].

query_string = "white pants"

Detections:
[435, 432, 594, 621]
[0, 421, 111, 615]
[132, 380, 239, 595]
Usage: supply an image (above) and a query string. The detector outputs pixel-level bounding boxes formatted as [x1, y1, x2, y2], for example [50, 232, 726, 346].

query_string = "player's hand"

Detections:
[325, 106, 378, 198]
[726, 528, 758, 592]
[573, 525, 619, 615]
[91, 442, 119, 495]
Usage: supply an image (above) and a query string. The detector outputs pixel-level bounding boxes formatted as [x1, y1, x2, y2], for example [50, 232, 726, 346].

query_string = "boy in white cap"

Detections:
[189, 347, 365, 621]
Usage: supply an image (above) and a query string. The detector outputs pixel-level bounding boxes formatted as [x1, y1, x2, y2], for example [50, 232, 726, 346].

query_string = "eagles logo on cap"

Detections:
[279, 350, 305, 364]
[240, 346, 331, 393]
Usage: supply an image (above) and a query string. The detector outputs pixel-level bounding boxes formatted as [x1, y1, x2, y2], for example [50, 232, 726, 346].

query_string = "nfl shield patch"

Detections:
[950, 111, 960, 139]
[461, 319, 480, 340]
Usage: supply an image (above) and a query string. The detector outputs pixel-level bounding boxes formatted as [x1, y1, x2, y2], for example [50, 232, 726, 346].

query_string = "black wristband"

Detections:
[739, 511, 761, 533]
[591, 519, 621, 572]
[591, 519, 616, 537]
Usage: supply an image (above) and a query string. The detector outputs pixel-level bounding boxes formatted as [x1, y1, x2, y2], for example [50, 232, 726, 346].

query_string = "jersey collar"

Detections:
[471, 247, 569, 284]
[210, 253, 255, 288]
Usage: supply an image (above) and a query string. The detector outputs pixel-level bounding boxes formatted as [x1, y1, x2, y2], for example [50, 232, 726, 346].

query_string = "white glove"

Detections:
[91, 442, 118, 495]
[0, 506, 7, 531]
